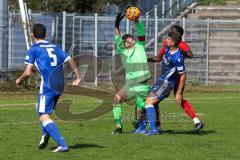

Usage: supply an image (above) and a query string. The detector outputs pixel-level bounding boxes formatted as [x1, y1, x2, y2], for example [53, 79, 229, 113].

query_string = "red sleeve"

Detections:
[159, 39, 168, 55]
[179, 41, 190, 52]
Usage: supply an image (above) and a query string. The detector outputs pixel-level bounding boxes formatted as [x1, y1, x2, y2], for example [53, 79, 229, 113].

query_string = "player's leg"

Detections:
[112, 87, 130, 134]
[181, 99, 204, 131]
[36, 102, 50, 149]
[37, 94, 69, 152]
[133, 100, 162, 132]
[174, 85, 204, 131]
[142, 92, 160, 136]
[131, 84, 151, 133]
[133, 97, 148, 134]
[144, 80, 174, 136]
[132, 105, 141, 129]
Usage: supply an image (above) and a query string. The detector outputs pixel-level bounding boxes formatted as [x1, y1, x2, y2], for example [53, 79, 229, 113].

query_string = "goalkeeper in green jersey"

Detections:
[112, 12, 151, 134]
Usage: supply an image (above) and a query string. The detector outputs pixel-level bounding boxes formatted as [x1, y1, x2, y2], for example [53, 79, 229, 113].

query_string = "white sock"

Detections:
[193, 117, 200, 124]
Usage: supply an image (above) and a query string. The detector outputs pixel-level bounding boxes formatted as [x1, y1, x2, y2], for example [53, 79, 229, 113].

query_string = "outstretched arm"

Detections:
[114, 13, 125, 54]
[115, 13, 124, 36]
[16, 64, 33, 85]
[67, 58, 81, 86]
[148, 39, 166, 62]
[115, 27, 121, 35]
[147, 53, 164, 63]
[135, 20, 145, 45]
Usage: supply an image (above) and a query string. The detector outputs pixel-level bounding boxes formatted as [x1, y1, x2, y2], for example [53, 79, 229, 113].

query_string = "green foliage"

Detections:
[8, 0, 138, 13]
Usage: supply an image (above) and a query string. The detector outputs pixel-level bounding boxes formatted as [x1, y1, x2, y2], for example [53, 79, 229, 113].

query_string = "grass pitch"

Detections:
[0, 89, 240, 160]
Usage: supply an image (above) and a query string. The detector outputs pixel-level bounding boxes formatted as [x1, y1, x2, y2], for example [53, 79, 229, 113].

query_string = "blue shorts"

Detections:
[36, 94, 60, 115]
[150, 79, 175, 101]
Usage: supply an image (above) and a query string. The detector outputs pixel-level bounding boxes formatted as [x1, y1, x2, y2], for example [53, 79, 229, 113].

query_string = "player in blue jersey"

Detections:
[147, 25, 204, 132]
[16, 24, 81, 152]
[135, 31, 187, 135]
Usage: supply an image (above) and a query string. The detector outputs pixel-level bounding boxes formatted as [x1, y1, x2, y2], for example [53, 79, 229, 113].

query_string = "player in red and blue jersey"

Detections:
[144, 25, 203, 132]
[16, 24, 81, 152]
[136, 31, 203, 135]
[133, 25, 195, 130]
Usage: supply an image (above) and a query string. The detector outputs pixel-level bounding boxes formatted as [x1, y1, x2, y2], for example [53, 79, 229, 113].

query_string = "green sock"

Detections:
[136, 97, 145, 111]
[113, 104, 122, 128]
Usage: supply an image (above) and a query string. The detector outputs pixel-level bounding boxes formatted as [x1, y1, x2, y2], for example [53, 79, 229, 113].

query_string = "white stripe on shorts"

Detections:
[39, 95, 46, 113]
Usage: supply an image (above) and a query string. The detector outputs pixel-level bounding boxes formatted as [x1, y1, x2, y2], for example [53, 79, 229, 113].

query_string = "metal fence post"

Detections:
[72, 13, 75, 45]
[170, 0, 173, 17]
[162, 0, 165, 19]
[126, 18, 130, 34]
[62, 11, 66, 51]
[182, 17, 186, 41]
[55, 16, 59, 43]
[8, 12, 12, 69]
[94, 13, 98, 87]
[154, 5, 158, 83]
[51, 17, 55, 42]
[145, 12, 149, 38]
[79, 17, 82, 53]
[206, 18, 210, 86]
[177, 0, 180, 11]
[112, 47, 116, 72]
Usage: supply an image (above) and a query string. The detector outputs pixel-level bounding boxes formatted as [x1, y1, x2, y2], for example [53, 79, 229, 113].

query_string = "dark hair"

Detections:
[33, 23, 46, 39]
[168, 31, 182, 46]
[171, 25, 184, 36]
[122, 34, 134, 41]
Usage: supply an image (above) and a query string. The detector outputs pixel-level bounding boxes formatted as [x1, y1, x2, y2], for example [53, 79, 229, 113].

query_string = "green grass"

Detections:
[0, 90, 240, 160]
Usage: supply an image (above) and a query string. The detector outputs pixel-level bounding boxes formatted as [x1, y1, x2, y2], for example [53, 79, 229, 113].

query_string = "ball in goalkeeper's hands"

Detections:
[125, 6, 141, 21]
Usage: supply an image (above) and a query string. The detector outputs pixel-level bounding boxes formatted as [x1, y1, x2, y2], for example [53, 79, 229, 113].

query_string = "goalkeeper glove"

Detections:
[115, 12, 124, 28]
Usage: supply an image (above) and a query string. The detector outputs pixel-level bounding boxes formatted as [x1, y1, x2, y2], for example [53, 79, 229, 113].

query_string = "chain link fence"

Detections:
[1, 8, 240, 86]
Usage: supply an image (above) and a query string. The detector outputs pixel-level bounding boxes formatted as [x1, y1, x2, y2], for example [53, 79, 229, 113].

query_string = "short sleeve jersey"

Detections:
[25, 40, 70, 95]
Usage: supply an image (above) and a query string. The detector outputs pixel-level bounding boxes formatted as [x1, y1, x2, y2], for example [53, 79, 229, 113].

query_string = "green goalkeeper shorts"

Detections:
[122, 83, 150, 100]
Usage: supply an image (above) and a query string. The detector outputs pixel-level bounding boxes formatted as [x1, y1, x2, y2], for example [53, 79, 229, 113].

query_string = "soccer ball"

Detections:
[125, 6, 141, 21]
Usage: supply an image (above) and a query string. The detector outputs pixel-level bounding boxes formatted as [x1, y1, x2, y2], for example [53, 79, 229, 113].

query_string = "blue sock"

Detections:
[41, 125, 48, 135]
[145, 104, 157, 130]
[43, 120, 67, 147]
[138, 121, 147, 130]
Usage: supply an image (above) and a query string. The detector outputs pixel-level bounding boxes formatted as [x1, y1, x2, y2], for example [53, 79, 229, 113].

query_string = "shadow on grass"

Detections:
[50, 143, 106, 150]
[69, 143, 106, 149]
[163, 130, 216, 135]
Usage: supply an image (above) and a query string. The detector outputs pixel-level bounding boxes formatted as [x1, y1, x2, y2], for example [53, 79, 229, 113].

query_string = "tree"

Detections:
[9, 0, 139, 14]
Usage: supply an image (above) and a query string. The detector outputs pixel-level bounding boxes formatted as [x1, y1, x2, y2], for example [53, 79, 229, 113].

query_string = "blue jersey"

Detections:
[25, 40, 70, 95]
[159, 48, 185, 84]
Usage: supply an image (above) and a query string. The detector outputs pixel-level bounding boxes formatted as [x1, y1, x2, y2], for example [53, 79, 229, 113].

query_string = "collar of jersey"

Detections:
[36, 40, 48, 44]
[169, 48, 179, 55]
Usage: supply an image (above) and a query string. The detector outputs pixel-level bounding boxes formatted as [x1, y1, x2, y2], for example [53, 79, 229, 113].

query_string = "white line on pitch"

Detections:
[0, 96, 239, 107]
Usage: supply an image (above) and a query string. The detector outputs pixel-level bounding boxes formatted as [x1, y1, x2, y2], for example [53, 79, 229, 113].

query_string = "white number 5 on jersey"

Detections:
[46, 48, 57, 66]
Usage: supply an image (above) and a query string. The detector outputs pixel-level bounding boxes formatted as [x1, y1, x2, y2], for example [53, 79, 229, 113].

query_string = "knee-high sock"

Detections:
[113, 104, 122, 128]
[42, 120, 67, 147]
[41, 125, 48, 135]
[137, 110, 147, 130]
[145, 104, 157, 130]
[181, 99, 200, 124]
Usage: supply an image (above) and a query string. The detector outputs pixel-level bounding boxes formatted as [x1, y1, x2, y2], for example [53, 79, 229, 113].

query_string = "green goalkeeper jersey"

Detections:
[114, 21, 151, 85]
